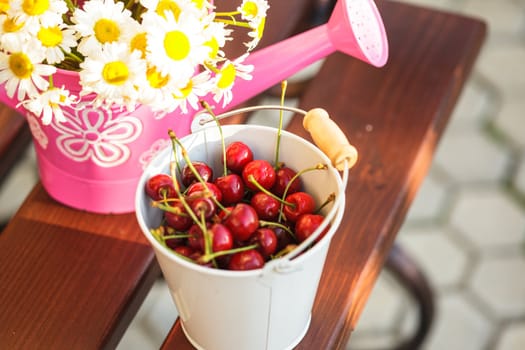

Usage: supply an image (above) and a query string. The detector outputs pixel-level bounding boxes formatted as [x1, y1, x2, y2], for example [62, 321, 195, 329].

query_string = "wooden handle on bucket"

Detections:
[303, 108, 358, 171]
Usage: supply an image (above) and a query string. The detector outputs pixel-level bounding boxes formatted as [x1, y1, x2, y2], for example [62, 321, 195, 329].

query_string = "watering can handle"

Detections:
[303, 108, 358, 171]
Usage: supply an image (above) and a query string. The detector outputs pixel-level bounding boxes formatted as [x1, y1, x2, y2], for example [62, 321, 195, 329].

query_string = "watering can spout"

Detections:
[208, 0, 388, 116]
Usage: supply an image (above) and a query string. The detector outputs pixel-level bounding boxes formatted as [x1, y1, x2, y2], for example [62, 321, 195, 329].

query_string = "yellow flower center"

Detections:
[9, 52, 34, 79]
[130, 32, 147, 58]
[146, 66, 169, 89]
[3, 17, 23, 32]
[102, 61, 129, 85]
[37, 26, 63, 47]
[156, 0, 181, 19]
[0, 0, 10, 14]
[191, 0, 204, 9]
[241, 1, 258, 18]
[22, 0, 49, 16]
[179, 80, 193, 98]
[164, 30, 190, 61]
[94, 18, 120, 44]
[205, 37, 219, 59]
[217, 62, 235, 89]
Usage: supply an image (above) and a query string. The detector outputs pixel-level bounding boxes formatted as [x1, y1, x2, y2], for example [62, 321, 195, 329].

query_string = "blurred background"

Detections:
[0, 0, 523, 349]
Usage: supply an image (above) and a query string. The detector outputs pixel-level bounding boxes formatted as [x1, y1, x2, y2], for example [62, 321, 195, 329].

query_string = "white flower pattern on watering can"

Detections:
[50, 104, 143, 167]
[139, 138, 171, 170]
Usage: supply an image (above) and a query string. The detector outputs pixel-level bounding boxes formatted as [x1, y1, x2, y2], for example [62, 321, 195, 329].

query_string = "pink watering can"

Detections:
[201, 0, 389, 125]
[0, 0, 388, 214]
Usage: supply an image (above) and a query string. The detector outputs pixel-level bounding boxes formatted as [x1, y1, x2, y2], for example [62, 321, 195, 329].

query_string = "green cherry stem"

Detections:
[247, 174, 294, 207]
[198, 244, 258, 264]
[200, 100, 227, 177]
[278, 163, 329, 222]
[259, 220, 296, 240]
[274, 80, 287, 168]
[316, 192, 336, 214]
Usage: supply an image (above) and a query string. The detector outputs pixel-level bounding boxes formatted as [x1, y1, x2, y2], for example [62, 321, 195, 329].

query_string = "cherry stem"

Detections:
[198, 244, 258, 264]
[247, 174, 294, 207]
[259, 220, 296, 240]
[278, 163, 328, 222]
[200, 100, 228, 177]
[274, 80, 287, 168]
[316, 192, 336, 214]
[273, 244, 298, 259]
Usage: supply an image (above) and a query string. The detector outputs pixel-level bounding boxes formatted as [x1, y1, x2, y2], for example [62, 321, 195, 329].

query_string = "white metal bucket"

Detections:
[135, 123, 346, 350]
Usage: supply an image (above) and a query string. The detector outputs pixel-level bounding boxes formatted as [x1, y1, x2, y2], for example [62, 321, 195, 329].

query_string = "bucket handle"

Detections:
[193, 105, 355, 272]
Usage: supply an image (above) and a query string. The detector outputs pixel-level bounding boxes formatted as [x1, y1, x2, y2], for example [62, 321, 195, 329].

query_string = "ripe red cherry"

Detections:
[186, 181, 223, 203]
[295, 214, 329, 243]
[228, 249, 265, 270]
[164, 201, 192, 231]
[187, 224, 206, 252]
[210, 223, 234, 252]
[214, 174, 244, 206]
[250, 228, 278, 259]
[188, 197, 216, 220]
[145, 174, 178, 200]
[181, 161, 213, 187]
[272, 225, 295, 251]
[225, 141, 253, 174]
[242, 159, 276, 191]
[272, 166, 301, 197]
[250, 192, 280, 220]
[173, 245, 195, 258]
[283, 192, 316, 223]
[223, 203, 259, 242]
[162, 226, 185, 249]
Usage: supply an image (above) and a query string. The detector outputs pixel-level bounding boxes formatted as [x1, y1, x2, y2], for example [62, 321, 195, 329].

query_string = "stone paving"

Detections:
[347, 0, 525, 349]
[1, 0, 524, 349]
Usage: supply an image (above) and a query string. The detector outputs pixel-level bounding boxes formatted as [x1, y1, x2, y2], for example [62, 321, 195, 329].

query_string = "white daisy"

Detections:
[0, 41, 55, 101]
[210, 53, 253, 107]
[144, 10, 210, 82]
[202, 20, 231, 61]
[245, 14, 265, 51]
[35, 23, 78, 64]
[8, 0, 68, 28]
[170, 69, 213, 114]
[0, 14, 31, 51]
[78, 42, 146, 109]
[72, 0, 136, 57]
[140, 0, 203, 20]
[19, 85, 78, 125]
[237, 0, 269, 24]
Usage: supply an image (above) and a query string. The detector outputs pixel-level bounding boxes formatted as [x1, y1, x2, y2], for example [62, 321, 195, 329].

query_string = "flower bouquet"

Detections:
[0, 0, 270, 213]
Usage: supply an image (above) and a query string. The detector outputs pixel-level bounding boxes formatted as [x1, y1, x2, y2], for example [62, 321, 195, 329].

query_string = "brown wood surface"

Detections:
[161, 1, 487, 349]
[0, 109, 31, 187]
[0, 1, 324, 349]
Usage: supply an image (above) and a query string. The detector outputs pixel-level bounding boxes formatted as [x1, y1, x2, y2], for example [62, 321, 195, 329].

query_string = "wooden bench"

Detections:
[0, 1, 486, 349]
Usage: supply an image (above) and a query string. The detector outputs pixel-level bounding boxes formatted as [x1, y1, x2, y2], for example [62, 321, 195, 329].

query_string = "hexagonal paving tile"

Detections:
[448, 77, 493, 132]
[397, 226, 469, 289]
[495, 321, 525, 350]
[493, 95, 525, 148]
[476, 44, 525, 96]
[450, 187, 525, 250]
[461, 0, 525, 38]
[351, 271, 406, 334]
[424, 293, 493, 350]
[514, 152, 525, 198]
[470, 255, 525, 320]
[405, 171, 448, 223]
[434, 128, 511, 184]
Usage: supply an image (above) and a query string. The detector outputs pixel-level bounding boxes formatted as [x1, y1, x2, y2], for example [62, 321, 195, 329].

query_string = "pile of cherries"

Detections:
[145, 139, 332, 271]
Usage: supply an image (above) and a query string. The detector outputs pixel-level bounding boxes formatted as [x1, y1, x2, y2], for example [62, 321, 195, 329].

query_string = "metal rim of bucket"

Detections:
[137, 106, 349, 277]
